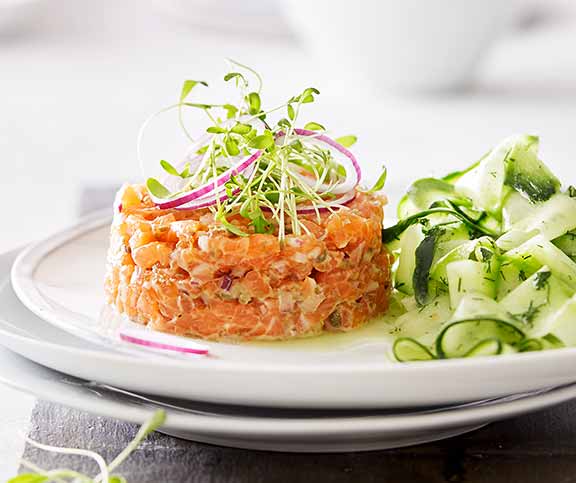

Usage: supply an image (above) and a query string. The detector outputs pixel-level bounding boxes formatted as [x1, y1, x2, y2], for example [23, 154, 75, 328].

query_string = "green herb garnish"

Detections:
[534, 270, 552, 290]
[9, 410, 165, 483]
[139, 62, 365, 241]
[334, 135, 357, 148]
[367, 167, 387, 194]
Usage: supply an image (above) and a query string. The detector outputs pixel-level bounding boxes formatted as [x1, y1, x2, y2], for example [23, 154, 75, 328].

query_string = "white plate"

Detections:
[8, 214, 576, 408]
[2, 345, 576, 452]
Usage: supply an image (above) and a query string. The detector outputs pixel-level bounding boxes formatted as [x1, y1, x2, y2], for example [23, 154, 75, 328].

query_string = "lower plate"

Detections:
[3, 344, 576, 452]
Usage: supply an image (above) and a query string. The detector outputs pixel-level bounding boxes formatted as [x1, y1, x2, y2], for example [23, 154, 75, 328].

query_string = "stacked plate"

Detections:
[2, 212, 576, 452]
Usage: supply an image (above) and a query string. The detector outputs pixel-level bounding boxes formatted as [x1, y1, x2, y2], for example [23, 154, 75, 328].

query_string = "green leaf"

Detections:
[249, 130, 274, 150]
[226, 58, 264, 93]
[110, 476, 128, 483]
[7, 475, 48, 483]
[180, 162, 191, 178]
[243, 128, 257, 142]
[287, 104, 295, 120]
[335, 163, 346, 177]
[160, 160, 180, 177]
[239, 198, 253, 219]
[277, 118, 291, 129]
[247, 92, 261, 115]
[300, 87, 320, 104]
[225, 182, 237, 198]
[146, 178, 172, 199]
[238, 200, 273, 234]
[206, 126, 227, 134]
[304, 87, 320, 96]
[224, 72, 246, 83]
[180, 79, 208, 102]
[290, 139, 304, 152]
[303, 121, 325, 131]
[225, 137, 240, 156]
[291, 87, 320, 103]
[217, 214, 248, 237]
[223, 104, 238, 119]
[265, 192, 280, 204]
[252, 216, 273, 234]
[196, 145, 209, 155]
[367, 166, 387, 193]
[335, 135, 357, 148]
[231, 123, 252, 135]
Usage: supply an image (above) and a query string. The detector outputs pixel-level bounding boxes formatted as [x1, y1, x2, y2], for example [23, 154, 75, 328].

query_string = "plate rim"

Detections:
[1, 344, 576, 435]
[10, 212, 576, 374]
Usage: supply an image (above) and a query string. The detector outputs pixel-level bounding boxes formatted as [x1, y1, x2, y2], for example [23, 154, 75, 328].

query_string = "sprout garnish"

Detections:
[138, 61, 386, 241]
[8, 410, 166, 483]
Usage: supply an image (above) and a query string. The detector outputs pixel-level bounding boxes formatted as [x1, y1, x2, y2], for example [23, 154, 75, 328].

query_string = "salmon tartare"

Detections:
[105, 64, 392, 341]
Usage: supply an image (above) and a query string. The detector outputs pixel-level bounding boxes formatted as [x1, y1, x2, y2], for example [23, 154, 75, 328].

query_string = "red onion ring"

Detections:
[174, 163, 255, 211]
[149, 128, 361, 215]
[173, 189, 231, 211]
[152, 150, 263, 209]
[119, 329, 209, 355]
[276, 129, 362, 195]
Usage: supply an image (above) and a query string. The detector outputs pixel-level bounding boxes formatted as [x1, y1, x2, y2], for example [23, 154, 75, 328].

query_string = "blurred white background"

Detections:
[1, 0, 576, 248]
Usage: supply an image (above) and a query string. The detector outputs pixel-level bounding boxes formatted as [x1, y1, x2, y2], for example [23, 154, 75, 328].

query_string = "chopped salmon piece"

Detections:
[104, 184, 392, 341]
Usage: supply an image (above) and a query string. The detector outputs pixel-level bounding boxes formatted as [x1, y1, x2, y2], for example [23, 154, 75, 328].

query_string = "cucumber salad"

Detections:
[384, 134, 576, 362]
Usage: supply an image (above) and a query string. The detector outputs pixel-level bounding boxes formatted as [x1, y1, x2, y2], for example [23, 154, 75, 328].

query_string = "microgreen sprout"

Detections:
[9, 410, 166, 483]
[334, 135, 357, 148]
[140, 62, 363, 241]
[367, 166, 387, 193]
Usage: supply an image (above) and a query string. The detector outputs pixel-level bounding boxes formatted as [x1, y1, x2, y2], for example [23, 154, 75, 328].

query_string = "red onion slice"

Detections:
[152, 150, 263, 209]
[174, 188, 231, 211]
[119, 327, 209, 355]
[174, 164, 255, 211]
[276, 129, 362, 195]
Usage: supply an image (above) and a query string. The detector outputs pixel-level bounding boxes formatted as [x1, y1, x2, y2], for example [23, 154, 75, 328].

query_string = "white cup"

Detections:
[0, 0, 46, 38]
[281, 0, 520, 92]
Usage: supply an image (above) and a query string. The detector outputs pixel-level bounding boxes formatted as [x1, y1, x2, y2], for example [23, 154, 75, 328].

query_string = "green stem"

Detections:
[382, 207, 499, 244]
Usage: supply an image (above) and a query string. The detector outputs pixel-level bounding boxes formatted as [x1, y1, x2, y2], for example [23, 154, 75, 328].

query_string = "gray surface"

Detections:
[17, 187, 576, 481]
[21, 400, 576, 482]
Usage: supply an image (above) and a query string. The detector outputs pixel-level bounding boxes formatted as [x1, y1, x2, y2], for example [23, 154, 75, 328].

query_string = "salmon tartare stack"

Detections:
[106, 184, 392, 340]
[105, 66, 392, 341]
